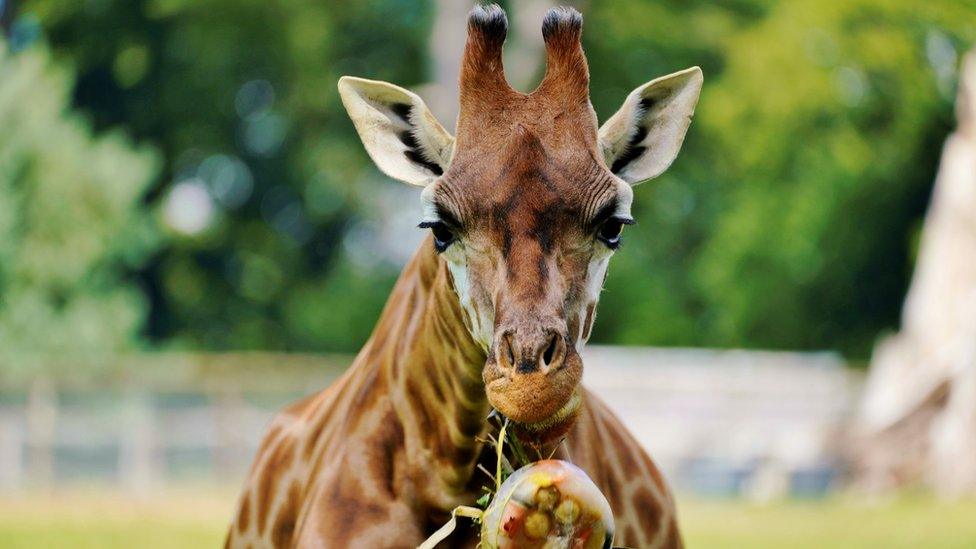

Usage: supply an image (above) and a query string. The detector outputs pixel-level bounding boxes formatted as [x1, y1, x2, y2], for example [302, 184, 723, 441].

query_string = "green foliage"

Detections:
[17, 0, 976, 358]
[0, 41, 159, 355]
[25, 0, 434, 351]
[587, 0, 976, 357]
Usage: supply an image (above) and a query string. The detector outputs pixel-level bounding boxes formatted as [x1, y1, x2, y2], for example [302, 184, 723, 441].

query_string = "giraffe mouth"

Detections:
[511, 389, 582, 443]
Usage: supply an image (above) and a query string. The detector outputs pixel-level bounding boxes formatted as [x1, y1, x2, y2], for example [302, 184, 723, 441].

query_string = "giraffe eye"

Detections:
[597, 218, 628, 249]
[420, 221, 455, 252]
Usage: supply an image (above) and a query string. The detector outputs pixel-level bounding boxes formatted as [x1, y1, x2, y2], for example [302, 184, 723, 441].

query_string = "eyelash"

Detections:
[596, 217, 633, 249]
[418, 217, 632, 252]
[418, 221, 456, 253]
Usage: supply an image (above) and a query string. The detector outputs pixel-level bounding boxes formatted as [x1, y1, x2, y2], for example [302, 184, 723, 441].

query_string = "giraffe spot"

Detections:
[623, 525, 640, 546]
[350, 366, 383, 414]
[253, 425, 283, 465]
[257, 438, 297, 534]
[270, 481, 302, 547]
[373, 408, 405, 494]
[319, 474, 390, 546]
[604, 470, 622, 503]
[662, 517, 681, 548]
[631, 485, 662, 519]
[427, 368, 448, 403]
[404, 379, 433, 436]
[604, 420, 640, 474]
[236, 490, 252, 534]
[303, 415, 328, 460]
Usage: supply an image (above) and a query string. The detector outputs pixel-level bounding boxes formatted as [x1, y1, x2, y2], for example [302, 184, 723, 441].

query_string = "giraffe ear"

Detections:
[338, 76, 455, 187]
[598, 67, 703, 185]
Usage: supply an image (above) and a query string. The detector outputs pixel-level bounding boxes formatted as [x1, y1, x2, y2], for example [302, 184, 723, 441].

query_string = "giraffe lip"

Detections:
[513, 389, 582, 436]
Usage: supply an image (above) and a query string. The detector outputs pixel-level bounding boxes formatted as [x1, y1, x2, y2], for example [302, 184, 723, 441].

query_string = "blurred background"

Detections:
[2, 0, 976, 547]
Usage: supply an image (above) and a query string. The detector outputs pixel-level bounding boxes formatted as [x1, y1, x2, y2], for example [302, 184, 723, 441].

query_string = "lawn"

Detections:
[0, 488, 230, 549]
[0, 489, 974, 548]
[679, 495, 976, 548]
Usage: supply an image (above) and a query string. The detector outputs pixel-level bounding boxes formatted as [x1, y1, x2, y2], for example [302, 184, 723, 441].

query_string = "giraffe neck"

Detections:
[358, 236, 489, 508]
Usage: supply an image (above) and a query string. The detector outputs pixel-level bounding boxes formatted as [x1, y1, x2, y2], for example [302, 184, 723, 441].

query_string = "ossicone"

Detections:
[459, 4, 512, 99]
[537, 6, 589, 104]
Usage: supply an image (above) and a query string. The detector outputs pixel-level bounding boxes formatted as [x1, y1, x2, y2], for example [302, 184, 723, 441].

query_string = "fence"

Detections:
[581, 347, 862, 498]
[0, 347, 862, 498]
[0, 353, 347, 492]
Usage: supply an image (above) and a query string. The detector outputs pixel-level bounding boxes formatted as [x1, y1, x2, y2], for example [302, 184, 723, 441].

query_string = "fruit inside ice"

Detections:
[481, 459, 615, 549]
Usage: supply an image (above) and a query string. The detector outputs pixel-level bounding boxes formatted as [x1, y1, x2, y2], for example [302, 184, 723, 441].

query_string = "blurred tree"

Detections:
[587, 0, 976, 357]
[16, 0, 976, 358]
[692, 0, 975, 356]
[23, 0, 435, 351]
[0, 40, 159, 358]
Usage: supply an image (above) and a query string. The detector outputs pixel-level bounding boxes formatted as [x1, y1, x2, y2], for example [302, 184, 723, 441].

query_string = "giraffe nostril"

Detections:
[506, 335, 516, 366]
[498, 331, 566, 375]
[499, 333, 516, 370]
[541, 334, 559, 367]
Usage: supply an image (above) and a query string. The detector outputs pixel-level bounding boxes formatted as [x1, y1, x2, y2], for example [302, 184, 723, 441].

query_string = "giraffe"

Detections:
[226, 5, 701, 548]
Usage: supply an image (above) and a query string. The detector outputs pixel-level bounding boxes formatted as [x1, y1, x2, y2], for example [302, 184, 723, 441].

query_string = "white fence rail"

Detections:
[0, 348, 861, 497]
[582, 346, 861, 498]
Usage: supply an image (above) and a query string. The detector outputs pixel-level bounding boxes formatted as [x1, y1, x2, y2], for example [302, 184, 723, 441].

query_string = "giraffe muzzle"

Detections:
[483, 327, 584, 436]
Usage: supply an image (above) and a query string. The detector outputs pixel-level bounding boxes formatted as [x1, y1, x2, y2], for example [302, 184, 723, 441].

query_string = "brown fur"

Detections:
[227, 5, 682, 548]
[227, 241, 679, 547]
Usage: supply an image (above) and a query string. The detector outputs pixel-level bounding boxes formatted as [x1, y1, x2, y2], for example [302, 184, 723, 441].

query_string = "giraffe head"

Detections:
[339, 5, 701, 441]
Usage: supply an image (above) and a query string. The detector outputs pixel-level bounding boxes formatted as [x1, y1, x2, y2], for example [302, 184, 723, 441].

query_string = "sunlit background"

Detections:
[2, 0, 976, 547]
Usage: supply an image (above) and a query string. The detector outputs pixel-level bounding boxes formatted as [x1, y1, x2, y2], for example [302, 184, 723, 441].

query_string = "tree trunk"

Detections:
[853, 50, 976, 496]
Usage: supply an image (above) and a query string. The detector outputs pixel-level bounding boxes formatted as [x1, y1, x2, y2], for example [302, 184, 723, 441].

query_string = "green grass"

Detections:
[679, 495, 976, 548]
[0, 488, 229, 549]
[1, 489, 975, 548]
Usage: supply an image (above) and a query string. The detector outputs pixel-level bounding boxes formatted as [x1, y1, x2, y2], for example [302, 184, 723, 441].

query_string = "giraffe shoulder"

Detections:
[579, 387, 673, 493]
[572, 387, 683, 547]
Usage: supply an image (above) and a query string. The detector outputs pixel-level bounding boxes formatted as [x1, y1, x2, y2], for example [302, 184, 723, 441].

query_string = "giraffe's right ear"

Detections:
[338, 76, 455, 187]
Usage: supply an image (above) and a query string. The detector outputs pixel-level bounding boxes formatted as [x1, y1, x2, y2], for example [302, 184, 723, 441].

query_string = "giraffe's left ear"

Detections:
[598, 66, 703, 185]
[338, 76, 455, 187]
